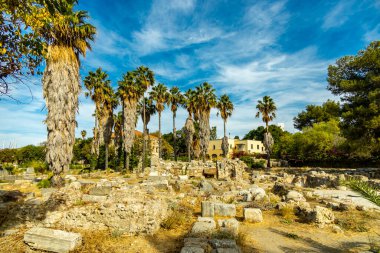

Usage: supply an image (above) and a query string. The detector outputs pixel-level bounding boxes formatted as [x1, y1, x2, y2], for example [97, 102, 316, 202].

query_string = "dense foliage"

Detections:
[293, 100, 340, 130]
[327, 41, 380, 158]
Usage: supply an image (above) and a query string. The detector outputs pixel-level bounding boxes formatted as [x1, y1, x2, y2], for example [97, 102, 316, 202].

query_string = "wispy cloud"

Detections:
[322, 0, 355, 30]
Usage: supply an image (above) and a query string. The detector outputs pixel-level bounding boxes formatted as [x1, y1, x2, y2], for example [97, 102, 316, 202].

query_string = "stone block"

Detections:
[24, 227, 82, 253]
[201, 201, 215, 217]
[244, 208, 263, 223]
[218, 218, 239, 236]
[82, 194, 107, 203]
[184, 237, 209, 248]
[179, 175, 189, 181]
[191, 218, 216, 234]
[40, 188, 57, 201]
[89, 186, 111, 196]
[214, 203, 236, 217]
[181, 247, 205, 253]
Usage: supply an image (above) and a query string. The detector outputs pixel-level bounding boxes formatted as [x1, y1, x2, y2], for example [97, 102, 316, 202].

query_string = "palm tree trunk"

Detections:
[43, 46, 79, 187]
[265, 121, 270, 169]
[122, 99, 138, 171]
[158, 111, 162, 159]
[224, 119, 226, 138]
[142, 98, 146, 172]
[173, 111, 177, 161]
[105, 145, 109, 171]
[199, 111, 210, 162]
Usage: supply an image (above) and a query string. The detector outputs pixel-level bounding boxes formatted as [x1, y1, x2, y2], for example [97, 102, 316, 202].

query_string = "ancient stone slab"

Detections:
[184, 237, 209, 248]
[24, 227, 82, 253]
[249, 185, 266, 201]
[89, 186, 111, 196]
[244, 208, 263, 223]
[201, 201, 215, 217]
[181, 247, 205, 253]
[191, 218, 216, 234]
[214, 203, 236, 217]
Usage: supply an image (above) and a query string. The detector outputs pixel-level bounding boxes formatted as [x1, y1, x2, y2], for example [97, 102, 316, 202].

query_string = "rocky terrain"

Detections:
[0, 159, 379, 253]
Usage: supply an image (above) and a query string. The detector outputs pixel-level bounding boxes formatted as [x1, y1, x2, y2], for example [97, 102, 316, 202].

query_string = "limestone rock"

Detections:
[218, 218, 239, 236]
[89, 186, 111, 196]
[181, 247, 205, 253]
[244, 208, 263, 223]
[202, 201, 215, 217]
[82, 194, 107, 203]
[191, 217, 216, 234]
[24, 227, 82, 253]
[249, 185, 266, 201]
[214, 203, 236, 217]
[286, 191, 306, 202]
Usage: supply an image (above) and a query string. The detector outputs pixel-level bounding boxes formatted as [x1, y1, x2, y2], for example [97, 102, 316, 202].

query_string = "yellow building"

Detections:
[207, 138, 265, 159]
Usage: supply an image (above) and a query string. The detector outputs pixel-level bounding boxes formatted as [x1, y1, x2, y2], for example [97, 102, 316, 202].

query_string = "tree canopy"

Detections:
[293, 100, 340, 130]
[327, 41, 380, 158]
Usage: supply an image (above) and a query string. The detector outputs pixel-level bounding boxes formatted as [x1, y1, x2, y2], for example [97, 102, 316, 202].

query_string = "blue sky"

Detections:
[1, 0, 379, 147]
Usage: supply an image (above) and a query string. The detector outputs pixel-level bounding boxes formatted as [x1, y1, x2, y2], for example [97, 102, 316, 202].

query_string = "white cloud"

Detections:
[322, 0, 354, 30]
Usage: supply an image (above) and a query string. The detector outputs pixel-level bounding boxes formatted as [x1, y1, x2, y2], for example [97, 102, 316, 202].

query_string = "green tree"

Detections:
[0, 0, 46, 95]
[183, 89, 196, 161]
[210, 126, 217, 140]
[217, 94, 234, 157]
[36, 0, 96, 186]
[167, 86, 184, 161]
[256, 96, 277, 168]
[84, 68, 112, 157]
[194, 83, 217, 161]
[149, 83, 168, 159]
[294, 100, 340, 130]
[327, 41, 380, 158]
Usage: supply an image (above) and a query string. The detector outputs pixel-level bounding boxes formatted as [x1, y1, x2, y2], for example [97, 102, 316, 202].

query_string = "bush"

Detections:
[161, 203, 192, 229]
[239, 156, 266, 169]
[37, 179, 51, 188]
[22, 160, 48, 174]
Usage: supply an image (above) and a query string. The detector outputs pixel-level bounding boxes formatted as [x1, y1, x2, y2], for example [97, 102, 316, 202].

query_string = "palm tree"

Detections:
[38, 0, 96, 186]
[113, 111, 123, 166]
[194, 83, 217, 162]
[167, 86, 184, 161]
[118, 67, 154, 171]
[100, 85, 117, 170]
[139, 97, 156, 168]
[183, 89, 196, 161]
[80, 130, 87, 140]
[84, 68, 111, 156]
[217, 94, 234, 157]
[149, 83, 168, 159]
[256, 95, 277, 168]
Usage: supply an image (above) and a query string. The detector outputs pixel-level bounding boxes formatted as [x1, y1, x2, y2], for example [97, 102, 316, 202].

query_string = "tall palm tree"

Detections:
[80, 130, 87, 140]
[84, 68, 110, 156]
[149, 83, 168, 159]
[183, 89, 196, 161]
[167, 86, 184, 161]
[139, 97, 156, 168]
[194, 82, 217, 162]
[256, 95, 277, 168]
[100, 85, 118, 170]
[113, 111, 123, 163]
[37, 0, 96, 186]
[118, 67, 154, 171]
[217, 94, 234, 157]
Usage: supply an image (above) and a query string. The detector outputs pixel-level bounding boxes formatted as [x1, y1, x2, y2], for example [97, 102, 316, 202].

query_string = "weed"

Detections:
[277, 205, 296, 221]
[336, 217, 369, 232]
[211, 230, 235, 239]
[161, 203, 192, 229]
[74, 199, 85, 206]
[37, 179, 51, 188]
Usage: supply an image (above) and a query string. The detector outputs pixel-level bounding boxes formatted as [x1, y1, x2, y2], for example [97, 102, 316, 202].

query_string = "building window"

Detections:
[213, 145, 215, 150]
[262, 147, 264, 151]
[251, 144, 253, 149]
[257, 145, 259, 149]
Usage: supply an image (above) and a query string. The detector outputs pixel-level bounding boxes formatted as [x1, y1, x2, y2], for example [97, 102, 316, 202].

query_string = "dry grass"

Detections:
[334, 210, 378, 233]
[276, 205, 297, 222]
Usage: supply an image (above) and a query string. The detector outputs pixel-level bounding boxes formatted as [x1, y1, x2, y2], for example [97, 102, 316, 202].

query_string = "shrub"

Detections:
[161, 203, 192, 229]
[22, 160, 48, 174]
[37, 178, 51, 188]
[239, 156, 265, 169]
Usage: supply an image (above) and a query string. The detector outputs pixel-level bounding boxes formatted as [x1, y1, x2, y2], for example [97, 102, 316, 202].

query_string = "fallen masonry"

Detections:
[24, 227, 82, 253]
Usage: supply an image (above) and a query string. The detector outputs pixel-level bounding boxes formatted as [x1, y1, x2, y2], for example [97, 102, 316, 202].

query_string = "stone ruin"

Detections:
[149, 158, 246, 180]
